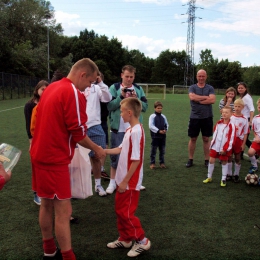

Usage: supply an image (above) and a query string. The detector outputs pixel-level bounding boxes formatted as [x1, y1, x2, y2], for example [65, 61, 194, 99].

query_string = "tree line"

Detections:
[1, 0, 260, 93]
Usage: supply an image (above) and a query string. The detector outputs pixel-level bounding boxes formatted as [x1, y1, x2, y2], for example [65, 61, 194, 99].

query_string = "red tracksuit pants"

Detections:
[115, 189, 145, 241]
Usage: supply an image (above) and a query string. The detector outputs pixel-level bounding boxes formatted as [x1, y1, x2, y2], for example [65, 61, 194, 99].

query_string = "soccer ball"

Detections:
[245, 174, 259, 185]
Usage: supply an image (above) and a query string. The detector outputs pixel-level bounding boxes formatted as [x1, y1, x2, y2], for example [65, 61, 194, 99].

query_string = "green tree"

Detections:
[0, 0, 63, 78]
[243, 65, 260, 95]
[151, 49, 186, 88]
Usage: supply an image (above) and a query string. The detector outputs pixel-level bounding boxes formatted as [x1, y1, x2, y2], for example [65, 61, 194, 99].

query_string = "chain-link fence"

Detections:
[0, 72, 42, 100]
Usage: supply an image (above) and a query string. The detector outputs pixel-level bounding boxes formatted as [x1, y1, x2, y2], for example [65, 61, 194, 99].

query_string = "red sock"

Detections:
[61, 248, 76, 260]
[43, 237, 56, 254]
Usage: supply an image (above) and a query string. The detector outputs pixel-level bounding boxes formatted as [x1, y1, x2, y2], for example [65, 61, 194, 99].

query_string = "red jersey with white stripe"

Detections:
[230, 114, 248, 140]
[252, 115, 260, 138]
[30, 78, 88, 170]
[115, 124, 145, 191]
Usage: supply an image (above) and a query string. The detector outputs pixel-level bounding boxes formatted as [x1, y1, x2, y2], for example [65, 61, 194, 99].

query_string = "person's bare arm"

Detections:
[78, 136, 106, 159]
[104, 147, 121, 155]
[199, 94, 216, 105]
[189, 93, 208, 102]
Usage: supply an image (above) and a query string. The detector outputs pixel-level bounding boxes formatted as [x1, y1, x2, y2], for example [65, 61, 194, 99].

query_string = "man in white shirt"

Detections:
[84, 72, 112, 196]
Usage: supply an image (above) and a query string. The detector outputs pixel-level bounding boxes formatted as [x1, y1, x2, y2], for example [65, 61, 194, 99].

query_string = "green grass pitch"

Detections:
[1, 94, 260, 260]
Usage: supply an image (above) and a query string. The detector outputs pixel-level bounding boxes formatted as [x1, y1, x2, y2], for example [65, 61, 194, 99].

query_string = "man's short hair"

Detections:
[71, 58, 99, 76]
[120, 97, 142, 118]
[154, 101, 163, 108]
[122, 65, 136, 74]
[234, 98, 244, 106]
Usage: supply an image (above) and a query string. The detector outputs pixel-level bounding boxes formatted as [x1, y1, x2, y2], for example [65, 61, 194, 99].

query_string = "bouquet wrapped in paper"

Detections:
[0, 143, 22, 171]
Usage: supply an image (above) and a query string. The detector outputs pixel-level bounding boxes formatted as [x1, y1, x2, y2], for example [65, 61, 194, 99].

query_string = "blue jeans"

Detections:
[150, 138, 166, 165]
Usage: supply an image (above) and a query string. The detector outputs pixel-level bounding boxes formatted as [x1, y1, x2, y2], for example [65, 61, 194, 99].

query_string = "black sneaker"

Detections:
[43, 249, 62, 260]
[226, 175, 233, 181]
[233, 175, 240, 183]
[204, 160, 209, 168]
[101, 171, 110, 179]
[70, 217, 79, 224]
[186, 159, 193, 168]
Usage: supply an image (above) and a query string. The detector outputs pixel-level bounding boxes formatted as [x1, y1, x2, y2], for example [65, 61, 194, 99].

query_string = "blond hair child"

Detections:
[105, 97, 151, 257]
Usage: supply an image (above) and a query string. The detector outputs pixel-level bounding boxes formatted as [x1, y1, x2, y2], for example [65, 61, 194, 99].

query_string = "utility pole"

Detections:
[182, 0, 202, 86]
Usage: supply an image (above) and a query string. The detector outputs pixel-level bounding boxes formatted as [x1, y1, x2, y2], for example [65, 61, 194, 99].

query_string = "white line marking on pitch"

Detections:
[0, 106, 23, 113]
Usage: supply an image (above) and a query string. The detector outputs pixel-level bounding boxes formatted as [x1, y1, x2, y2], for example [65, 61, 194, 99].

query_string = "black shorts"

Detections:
[188, 117, 213, 138]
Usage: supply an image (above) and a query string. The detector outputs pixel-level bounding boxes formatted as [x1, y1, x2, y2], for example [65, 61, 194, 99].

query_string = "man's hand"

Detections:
[93, 146, 106, 159]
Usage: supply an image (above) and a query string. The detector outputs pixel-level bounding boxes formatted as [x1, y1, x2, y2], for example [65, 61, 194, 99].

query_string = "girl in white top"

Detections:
[237, 82, 255, 153]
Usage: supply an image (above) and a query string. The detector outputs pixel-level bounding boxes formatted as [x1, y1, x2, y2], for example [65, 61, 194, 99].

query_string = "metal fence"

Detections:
[0, 72, 42, 100]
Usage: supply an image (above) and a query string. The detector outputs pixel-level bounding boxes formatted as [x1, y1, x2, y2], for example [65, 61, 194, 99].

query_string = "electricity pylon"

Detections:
[182, 0, 202, 86]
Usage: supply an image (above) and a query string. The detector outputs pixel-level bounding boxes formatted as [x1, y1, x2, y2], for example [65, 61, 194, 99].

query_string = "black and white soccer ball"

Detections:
[245, 174, 259, 185]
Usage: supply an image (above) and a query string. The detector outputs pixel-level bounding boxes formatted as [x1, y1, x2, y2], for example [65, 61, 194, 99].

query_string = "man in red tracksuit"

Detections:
[30, 58, 106, 260]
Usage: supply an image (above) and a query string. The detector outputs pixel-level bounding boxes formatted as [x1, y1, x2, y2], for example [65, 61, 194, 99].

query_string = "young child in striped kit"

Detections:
[105, 97, 151, 257]
[227, 99, 248, 182]
[203, 106, 236, 187]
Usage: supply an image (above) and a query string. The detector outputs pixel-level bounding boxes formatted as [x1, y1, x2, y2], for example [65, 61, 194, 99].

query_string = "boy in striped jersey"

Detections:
[227, 99, 248, 182]
[248, 98, 260, 174]
[105, 97, 151, 257]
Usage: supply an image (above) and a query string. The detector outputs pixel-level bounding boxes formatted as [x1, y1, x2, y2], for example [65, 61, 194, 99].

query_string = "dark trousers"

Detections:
[150, 137, 166, 165]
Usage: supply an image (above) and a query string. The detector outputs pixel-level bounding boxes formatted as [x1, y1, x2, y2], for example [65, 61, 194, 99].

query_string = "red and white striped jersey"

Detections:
[230, 114, 248, 140]
[210, 120, 236, 152]
[252, 115, 260, 138]
[115, 124, 145, 191]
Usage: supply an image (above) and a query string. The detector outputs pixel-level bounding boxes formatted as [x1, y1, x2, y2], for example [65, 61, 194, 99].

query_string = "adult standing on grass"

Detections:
[24, 80, 49, 205]
[83, 71, 112, 197]
[186, 69, 216, 168]
[30, 58, 106, 260]
[106, 65, 148, 194]
[0, 163, 11, 191]
[237, 82, 255, 159]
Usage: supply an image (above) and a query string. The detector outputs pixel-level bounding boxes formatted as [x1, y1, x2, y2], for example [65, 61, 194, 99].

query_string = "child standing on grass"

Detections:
[227, 99, 248, 182]
[203, 106, 236, 187]
[149, 101, 169, 169]
[219, 87, 236, 118]
[105, 97, 151, 257]
[247, 98, 260, 174]
[24, 80, 48, 205]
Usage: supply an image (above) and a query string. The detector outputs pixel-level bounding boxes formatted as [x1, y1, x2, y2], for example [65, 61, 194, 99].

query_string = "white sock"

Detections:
[208, 163, 214, 178]
[138, 237, 148, 245]
[227, 162, 232, 176]
[234, 163, 241, 176]
[249, 156, 257, 167]
[95, 178, 101, 187]
[109, 179, 116, 186]
[222, 164, 228, 181]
